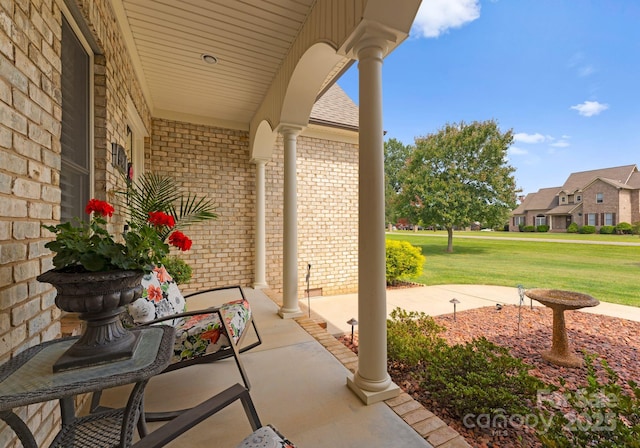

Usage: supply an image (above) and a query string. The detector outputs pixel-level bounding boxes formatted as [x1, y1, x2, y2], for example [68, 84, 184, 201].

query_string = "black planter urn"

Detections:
[37, 269, 145, 372]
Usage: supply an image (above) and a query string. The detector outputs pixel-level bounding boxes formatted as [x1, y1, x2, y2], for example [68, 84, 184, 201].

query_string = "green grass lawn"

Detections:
[387, 232, 640, 307]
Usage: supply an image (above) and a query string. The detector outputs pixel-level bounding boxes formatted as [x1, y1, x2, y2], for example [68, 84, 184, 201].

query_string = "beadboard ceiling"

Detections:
[115, 0, 323, 127]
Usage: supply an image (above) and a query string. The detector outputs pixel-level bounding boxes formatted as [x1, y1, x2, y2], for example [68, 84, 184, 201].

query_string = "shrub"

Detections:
[523, 225, 536, 232]
[536, 225, 549, 232]
[566, 222, 579, 233]
[600, 225, 615, 234]
[385, 240, 425, 285]
[537, 354, 640, 447]
[633, 222, 640, 235]
[387, 308, 445, 365]
[579, 225, 596, 234]
[161, 256, 192, 285]
[420, 337, 546, 419]
[615, 222, 633, 235]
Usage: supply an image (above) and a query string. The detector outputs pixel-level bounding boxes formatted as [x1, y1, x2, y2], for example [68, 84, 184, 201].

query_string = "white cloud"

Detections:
[551, 140, 570, 148]
[514, 132, 545, 144]
[509, 146, 528, 155]
[412, 0, 481, 38]
[570, 101, 609, 117]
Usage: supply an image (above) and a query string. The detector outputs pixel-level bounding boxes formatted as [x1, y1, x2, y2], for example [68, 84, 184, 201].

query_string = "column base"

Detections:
[253, 282, 269, 290]
[346, 373, 400, 405]
[278, 307, 304, 319]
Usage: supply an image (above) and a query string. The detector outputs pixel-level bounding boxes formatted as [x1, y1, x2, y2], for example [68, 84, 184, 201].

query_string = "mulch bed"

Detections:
[337, 304, 640, 448]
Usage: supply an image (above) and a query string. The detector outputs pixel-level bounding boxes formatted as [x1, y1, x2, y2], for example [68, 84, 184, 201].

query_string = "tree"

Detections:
[384, 138, 413, 226]
[399, 120, 517, 252]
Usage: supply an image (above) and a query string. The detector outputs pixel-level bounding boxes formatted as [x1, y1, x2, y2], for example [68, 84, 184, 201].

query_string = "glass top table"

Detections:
[0, 326, 175, 447]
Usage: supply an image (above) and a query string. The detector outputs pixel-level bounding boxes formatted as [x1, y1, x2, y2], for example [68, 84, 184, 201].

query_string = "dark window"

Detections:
[596, 193, 603, 204]
[61, 16, 91, 222]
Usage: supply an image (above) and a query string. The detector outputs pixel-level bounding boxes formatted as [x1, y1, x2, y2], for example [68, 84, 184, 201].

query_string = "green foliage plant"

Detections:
[398, 120, 517, 253]
[384, 138, 413, 226]
[43, 199, 170, 273]
[386, 240, 425, 285]
[566, 222, 579, 233]
[161, 255, 193, 285]
[116, 172, 217, 242]
[615, 222, 633, 235]
[580, 225, 596, 234]
[536, 225, 550, 232]
[537, 354, 640, 447]
[420, 337, 546, 419]
[599, 225, 615, 235]
[523, 225, 536, 232]
[387, 308, 445, 366]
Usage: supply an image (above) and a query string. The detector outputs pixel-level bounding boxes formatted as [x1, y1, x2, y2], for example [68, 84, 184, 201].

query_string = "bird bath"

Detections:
[525, 288, 599, 368]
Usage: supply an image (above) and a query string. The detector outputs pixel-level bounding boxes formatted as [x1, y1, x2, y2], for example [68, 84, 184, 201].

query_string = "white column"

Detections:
[253, 158, 268, 289]
[279, 126, 303, 318]
[347, 38, 400, 405]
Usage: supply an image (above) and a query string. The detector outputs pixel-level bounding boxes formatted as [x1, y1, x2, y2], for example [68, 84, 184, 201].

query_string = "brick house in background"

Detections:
[510, 164, 640, 232]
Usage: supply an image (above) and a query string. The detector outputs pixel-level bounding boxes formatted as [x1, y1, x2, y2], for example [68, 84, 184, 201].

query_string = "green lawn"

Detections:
[387, 232, 640, 307]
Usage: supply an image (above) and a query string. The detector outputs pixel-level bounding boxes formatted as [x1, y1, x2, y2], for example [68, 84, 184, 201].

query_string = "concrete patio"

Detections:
[98, 288, 452, 448]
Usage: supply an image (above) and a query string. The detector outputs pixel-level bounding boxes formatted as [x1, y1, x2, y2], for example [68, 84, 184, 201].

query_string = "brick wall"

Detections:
[146, 119, 255, 292]
[0, 0, 65, 442]
[0, 0, 151, 445]
[264, 132, 359, 296]
[147, 121, 359, 297]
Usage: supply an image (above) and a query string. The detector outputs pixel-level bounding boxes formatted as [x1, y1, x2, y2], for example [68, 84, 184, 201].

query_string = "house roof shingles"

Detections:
[560, 165, 637, 193]
[514, 164, 640, 216]
[309, 84, 358, 130]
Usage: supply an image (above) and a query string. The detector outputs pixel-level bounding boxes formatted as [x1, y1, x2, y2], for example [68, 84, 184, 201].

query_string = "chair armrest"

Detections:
[183, 285, 246, 300]
[131, 384, 261, 448]
[137, 307, 224, 327]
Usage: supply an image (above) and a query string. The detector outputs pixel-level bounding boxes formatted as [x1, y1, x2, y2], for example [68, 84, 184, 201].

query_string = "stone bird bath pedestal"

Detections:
[525, 288, 599, 368]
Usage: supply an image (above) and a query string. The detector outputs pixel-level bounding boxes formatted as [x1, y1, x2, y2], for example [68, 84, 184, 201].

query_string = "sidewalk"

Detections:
[307, 284, 640, 335]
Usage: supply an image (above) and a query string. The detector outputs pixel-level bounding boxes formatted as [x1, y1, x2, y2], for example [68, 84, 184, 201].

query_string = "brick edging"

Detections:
[293, 316, 471, 448]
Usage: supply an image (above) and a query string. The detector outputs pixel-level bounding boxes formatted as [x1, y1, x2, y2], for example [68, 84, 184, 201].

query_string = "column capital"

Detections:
[277, 123, 305, 137]
[342, 20, 399, 60]
[251, 156, 270, 165]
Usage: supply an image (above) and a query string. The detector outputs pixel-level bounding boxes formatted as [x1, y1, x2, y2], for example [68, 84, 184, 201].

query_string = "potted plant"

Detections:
[38, 198, 190, 371]
[115, 172, 217, 282]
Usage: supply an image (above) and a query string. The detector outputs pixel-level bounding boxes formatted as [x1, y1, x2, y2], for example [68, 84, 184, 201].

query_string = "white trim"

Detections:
[126, 96, 148, 181]
[111, 0, 154, 113]
[302, 124, 358, 144]
[154, 108, 248, 131]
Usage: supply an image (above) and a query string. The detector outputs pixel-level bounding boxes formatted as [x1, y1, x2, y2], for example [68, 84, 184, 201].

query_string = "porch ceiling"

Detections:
[114, 0, 343, 126]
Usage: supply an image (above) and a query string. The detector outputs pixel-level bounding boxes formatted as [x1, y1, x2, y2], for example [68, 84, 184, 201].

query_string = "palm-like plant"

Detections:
[116, 172, 217, 242]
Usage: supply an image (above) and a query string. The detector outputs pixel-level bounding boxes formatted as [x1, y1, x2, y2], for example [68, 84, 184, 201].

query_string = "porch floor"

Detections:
[99, 288, 437, 448]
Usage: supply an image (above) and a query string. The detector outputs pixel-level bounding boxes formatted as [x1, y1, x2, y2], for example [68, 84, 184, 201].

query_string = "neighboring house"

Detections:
[510, 165, 640, 231]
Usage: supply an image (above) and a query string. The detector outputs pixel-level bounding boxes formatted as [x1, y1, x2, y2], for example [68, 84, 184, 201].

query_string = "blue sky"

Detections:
[337, 0, 640, 196]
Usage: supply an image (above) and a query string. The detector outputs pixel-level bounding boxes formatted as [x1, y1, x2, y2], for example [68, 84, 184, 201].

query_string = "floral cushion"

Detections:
[171, 299, 251, 363]
[127, 266, 186, 324]
[236, 425, 296, 448]
[126, 267, 252, 364]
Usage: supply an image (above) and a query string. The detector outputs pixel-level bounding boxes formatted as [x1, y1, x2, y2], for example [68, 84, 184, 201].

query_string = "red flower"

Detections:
[168, 231, 192, 251]
[148, 211, 175, 228]
[85, 199, 114, 217]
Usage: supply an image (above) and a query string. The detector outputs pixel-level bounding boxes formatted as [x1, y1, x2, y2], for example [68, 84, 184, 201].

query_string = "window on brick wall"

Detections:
[604, 213, 614, 226]
[61, 16, 93, 222]
[587, 213, 597, 226]
[596, 192, 604, 204]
